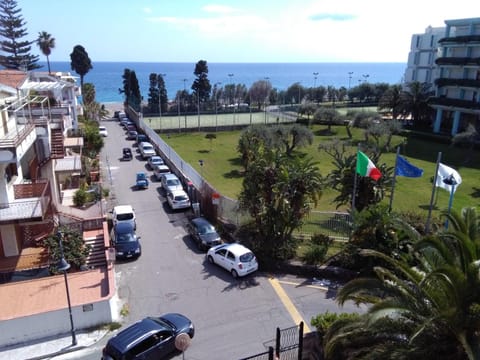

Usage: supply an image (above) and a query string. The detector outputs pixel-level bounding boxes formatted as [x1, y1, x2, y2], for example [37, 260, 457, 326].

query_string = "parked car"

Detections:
[127, 130, 138, 140]
[166, 189, 190, 210]
[153, 164, 171, 180]
[111, 222, 141, 260]
[207, 243, 258, 277]
[126, 124, 137, 132]
[187, 217, 222, 250]
[160, 173, 183, 193]
[122, 147, 133, 161]
[111, 205, 136, 230]
[139, 142, 156, 159]
[147, 155, 164, 170]
[120, 118, 133, 128]
[99, 126, 108, 137]
[136, 172, 149, 189]
[102, 313, 194, 360]
[136, 133, 148, 145]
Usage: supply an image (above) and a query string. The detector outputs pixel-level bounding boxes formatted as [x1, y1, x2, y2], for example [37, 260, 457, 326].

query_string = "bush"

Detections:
[73, 188, 88, 207]
[311, 311, 361, 338]
[301, 233, 333, 265]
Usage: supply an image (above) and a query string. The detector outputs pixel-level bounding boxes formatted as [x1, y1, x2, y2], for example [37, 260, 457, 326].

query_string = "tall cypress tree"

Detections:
[0, 0, 39, 70]
[70, 44, 92, 89]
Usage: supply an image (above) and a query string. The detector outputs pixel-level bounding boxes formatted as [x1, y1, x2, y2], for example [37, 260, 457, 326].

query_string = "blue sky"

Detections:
[22, 0, 476, 63]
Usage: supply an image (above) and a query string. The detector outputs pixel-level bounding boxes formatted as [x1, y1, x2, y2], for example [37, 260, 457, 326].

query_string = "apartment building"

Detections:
[430, 17, 480, 135]
[404, 25, 444, 86]
[0, 70, 115, 347]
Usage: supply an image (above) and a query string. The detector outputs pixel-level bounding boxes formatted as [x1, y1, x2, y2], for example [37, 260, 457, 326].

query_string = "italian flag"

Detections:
[356, 151, 381, 181]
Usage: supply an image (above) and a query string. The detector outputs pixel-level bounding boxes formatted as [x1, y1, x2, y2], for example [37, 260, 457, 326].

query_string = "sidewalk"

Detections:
[0, 328, 109, 360]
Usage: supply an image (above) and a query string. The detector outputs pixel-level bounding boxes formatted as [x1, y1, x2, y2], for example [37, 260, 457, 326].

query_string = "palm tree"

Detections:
[36, 31, 55, 73]
[325, 207, 480, 359]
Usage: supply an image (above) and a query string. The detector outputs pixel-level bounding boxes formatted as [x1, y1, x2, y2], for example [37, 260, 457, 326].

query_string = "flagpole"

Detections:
[352, 149, 359, 212]
[445, 181, 457, 229]
[425, 152, 441, 233]
[388, 147, 400, 212]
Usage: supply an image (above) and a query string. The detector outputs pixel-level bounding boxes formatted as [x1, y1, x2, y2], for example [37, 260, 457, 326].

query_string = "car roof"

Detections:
[154, 164, 169, 170]
[191, 217, 211, 226]
[114, 222, 135, 233]
[214, 243, 251, 255]
[113, 205, 134, 213]
[108, 317, 169, 352]
[168, 189, 187, 196]
[163, 173, 179, 180]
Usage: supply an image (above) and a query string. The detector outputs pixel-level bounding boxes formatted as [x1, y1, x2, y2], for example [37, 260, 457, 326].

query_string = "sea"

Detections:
[42, 61, 407, 104]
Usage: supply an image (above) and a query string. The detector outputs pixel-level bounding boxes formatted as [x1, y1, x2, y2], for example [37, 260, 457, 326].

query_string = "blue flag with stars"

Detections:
[395, 155, 423, 178]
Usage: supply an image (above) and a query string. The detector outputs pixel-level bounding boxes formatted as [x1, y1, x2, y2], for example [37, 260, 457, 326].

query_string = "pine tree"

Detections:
[0, 0, 39, 70]
[70, 44, 92, 89]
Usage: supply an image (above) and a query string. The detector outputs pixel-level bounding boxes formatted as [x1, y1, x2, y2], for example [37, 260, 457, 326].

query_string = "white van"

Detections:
[111, 205, 136, 230]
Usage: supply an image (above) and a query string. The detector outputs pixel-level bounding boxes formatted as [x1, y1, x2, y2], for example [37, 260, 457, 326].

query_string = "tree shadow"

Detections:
[470, 187, 480, 198]
[314, 128, 337, 136]
[224, 169, 243, 179]
[198, 149, 210, 154]
[227, 157, 242, 166]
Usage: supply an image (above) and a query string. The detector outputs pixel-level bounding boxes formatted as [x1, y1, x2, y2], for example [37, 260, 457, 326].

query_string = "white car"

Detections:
[138, 142, 156, 159]
[207, 243, 258, 277]
[147, 155, 164, 170]
[99, 126, 108, 137]
[111, 205, 136, 230]
[166, 189, 191, 210]
[160, 173, 183, 193]
[153, 164, 171, 180]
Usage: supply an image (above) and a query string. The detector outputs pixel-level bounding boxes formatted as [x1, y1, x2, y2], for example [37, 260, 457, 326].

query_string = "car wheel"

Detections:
[231, 269, 238, 278]
[207, 255, 214, 264]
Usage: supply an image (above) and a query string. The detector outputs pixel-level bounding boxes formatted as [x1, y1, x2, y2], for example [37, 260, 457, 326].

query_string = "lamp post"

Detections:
[214, 82, 221, 132]
[228, 73, 234, 125]
[183, 78, 188, 129]
[313, 72, 318, 88]
[264, 77, 270, 124]
[158, 73, 166, 118]
[56, 231, 77, 346]
[362, 74, 369, 83]
[348, 72, 353, 90]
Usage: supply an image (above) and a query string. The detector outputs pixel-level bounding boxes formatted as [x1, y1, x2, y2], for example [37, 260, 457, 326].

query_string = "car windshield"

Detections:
[117, 213, 133, 221]
[167, 179, 180, 186]
[174, 194, 188, 201]
[199, 224, 215, 234]
[143, 145, 153, 151]
[116, 232, 136, 243]
[239, 252, 255, 262]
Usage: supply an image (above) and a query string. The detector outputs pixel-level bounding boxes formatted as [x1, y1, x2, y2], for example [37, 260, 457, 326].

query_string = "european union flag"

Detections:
[395, 155, 423, 178]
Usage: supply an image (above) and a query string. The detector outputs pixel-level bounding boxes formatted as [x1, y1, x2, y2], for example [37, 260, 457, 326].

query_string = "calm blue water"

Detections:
[42, 61, 406, 104]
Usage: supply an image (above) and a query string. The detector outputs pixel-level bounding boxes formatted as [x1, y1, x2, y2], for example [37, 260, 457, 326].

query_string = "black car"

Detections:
[102, 313, 195, 360]
[187, 217, 222, 251]
[111, 222, 141, 260]
[122, 147, 133, 161]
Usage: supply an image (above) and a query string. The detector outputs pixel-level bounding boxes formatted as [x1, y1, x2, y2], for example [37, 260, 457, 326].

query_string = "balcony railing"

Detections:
[0, 121, 35, 148]
[434, 77, 480, 88]
[439, 35, 480, 44]
[428, 97, 480, 110]
[435, 57, 480, 66]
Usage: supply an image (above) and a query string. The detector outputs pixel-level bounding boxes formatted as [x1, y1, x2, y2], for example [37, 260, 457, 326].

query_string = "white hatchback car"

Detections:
[166, 189, 191, 210]
[207, 243, 258, 277]
[98, 126, 108, 137]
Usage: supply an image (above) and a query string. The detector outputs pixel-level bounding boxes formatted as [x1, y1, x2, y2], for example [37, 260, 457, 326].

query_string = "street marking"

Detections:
[277, 279, 328, 291]
[268, 277, 311, 333]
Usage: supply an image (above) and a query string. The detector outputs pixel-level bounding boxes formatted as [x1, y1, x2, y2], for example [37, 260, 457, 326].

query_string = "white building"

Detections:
[431, 17, 480, 135]
[404, 25, 445, 86]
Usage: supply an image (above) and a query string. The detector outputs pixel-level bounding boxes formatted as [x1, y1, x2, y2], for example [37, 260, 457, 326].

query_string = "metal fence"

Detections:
[298, 211, 353, 241]
[240, 322, 304, 360]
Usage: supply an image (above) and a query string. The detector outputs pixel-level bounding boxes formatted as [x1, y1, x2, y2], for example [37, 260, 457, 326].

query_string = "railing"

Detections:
[0, 122, 35, 148]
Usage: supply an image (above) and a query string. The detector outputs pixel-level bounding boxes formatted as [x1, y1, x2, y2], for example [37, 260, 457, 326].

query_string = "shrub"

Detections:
[73, 188, 88, 207]
[301, 233, 333, 265]
[311, 311, 361, 338]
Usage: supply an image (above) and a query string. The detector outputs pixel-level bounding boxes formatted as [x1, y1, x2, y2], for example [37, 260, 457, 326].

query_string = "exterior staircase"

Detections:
[84, 231, 108, 269]
[50, 128, 65, 159]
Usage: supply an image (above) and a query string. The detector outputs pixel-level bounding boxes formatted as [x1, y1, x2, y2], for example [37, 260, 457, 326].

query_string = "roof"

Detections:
[216, 243, 251, 255]
[55, 155, 82, 172]
[113, 205, 134, 214]
[0, 70, 28, 89]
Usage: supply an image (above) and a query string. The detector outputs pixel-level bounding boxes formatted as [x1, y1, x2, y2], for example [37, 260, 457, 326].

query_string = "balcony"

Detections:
[0, 180, 52, 222]
[428, 97, 480, 111]
[435, 57, 480, 66]
[434, 77, 480, 89]
[439, 35, 480, 45]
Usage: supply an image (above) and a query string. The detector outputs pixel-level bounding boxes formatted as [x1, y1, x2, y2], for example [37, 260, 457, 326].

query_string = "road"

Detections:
[67, 117, 364, 360]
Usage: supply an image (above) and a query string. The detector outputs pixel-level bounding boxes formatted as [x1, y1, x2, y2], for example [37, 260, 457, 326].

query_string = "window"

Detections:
[226, 251, 235, 261]
[216, 249, 227, 257]
[5, 163, 17, 183]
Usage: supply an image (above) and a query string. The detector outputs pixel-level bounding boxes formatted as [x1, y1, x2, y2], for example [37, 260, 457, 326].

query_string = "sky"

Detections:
[21, 0, 478, 63]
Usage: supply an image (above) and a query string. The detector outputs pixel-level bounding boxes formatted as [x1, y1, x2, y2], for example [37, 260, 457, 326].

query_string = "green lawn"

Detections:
[160, 121, 480, 221]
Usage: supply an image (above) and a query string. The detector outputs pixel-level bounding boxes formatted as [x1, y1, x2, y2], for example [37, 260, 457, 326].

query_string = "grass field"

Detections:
[158, 114, 480, 222]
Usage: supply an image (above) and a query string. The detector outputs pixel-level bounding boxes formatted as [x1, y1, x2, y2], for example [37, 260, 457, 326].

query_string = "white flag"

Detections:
[436, 163, 462, 193]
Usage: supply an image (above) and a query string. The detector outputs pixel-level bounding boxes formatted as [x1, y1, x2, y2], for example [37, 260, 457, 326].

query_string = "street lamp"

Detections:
[228, 73, 234, 125]
[183, 78, 188, 129]
[56, 231, 77, 346]
[313, 72, 319, 88]
[348, 72, 353, 89]
[214, 82, 221, 132]
[362, 74, 369, 83]
[264, 77, 270, 124]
